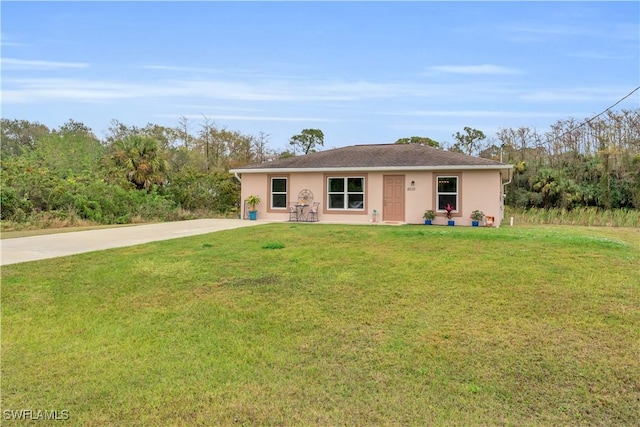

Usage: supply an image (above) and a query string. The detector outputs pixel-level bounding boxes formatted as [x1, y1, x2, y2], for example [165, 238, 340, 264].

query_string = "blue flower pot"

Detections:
[424, 219, 432, 225]
[472, 220, 479, 227]
[448, 220, 455, 226]
[249, 211, 257, 220]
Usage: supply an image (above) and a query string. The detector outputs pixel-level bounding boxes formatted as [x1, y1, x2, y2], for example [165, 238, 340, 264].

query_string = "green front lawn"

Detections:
[2, 224, 639, 425]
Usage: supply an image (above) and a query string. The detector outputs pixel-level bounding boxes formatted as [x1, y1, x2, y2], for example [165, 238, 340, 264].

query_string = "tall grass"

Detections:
[0, 208, 234, 233]
[506, 207, 640, 227]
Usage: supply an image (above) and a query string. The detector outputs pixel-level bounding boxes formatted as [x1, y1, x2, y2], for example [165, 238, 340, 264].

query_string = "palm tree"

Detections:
[111, 135, 169, 191]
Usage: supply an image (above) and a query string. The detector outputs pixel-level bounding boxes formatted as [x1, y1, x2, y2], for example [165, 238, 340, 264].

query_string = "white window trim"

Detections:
[327, 176, 365, 210]
[270, 176, 288, 210]
[436, 176, 458, 212]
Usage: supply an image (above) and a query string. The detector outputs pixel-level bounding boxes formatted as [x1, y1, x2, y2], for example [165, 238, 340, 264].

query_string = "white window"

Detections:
[270, 177, 287, 209]
[327, 177, 364, 210]
[436, 176, 458, 212]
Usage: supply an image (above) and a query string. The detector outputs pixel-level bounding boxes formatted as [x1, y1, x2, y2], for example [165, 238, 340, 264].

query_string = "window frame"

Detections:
[326, 176, 366, 211]
[268, 175, 289, 210]
[436, 175, 459, 213]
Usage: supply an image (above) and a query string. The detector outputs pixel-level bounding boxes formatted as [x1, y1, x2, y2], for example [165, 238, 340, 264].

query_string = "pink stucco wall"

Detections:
[239, 169, 505, 226]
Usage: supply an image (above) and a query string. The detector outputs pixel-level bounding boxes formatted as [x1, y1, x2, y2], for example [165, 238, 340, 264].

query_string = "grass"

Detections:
[2, 223, 639, 426]
[0, 223, 139, 240]
[506, 207, 640, 228]
[0, 208, 238, 236]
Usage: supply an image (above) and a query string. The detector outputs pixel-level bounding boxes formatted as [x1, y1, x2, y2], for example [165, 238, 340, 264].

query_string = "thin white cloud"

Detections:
[429, 64, 521, 75]
[160, 113, 343, 123]
[2, 58, 89, 70]
[520, 89, 601, 102]
[390, 123, 459, 133]
[172, 104, 263, 113]
[505, 22, 639, 43]
[173, 79, 411, 102]
[1, 78, 154, 103]
[1, 41, 28, 47]
[506, 24, 587, 38]
[172, 80, 346, 102]
[314, 81, 407, 98]
[137, 64, 224, 74]
[7, 74, 622, 110]
[2, 76, 421, 104]
[568, 51, 635, 60]
[137, 64, 305, 81]
[383, 110, 563, 119]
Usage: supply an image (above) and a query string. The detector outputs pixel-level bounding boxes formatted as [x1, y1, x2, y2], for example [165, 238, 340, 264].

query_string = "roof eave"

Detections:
[230, 164, 513, 174]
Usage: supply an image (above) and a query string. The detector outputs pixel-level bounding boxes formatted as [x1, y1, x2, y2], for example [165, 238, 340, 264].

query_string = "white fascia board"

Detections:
[230, 164, 513, 174]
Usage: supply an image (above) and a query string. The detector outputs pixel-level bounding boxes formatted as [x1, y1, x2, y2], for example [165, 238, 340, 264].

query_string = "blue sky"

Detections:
[2, 1, 639, 151]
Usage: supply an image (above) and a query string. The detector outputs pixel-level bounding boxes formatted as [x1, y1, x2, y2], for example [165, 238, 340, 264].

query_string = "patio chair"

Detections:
[288, 202, 299, 221]
[307, 202, 320, 222]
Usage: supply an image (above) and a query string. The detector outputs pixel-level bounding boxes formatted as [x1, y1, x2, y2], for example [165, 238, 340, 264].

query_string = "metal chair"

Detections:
[307, 202, 320, 222]
[288, 202, 299, 221]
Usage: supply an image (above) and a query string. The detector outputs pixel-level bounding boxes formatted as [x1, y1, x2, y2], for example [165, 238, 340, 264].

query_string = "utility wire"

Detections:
[550, 85, 640, 142]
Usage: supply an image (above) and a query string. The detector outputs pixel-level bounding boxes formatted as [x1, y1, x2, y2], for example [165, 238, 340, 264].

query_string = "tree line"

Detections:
[1, 117, 284, 225]
[0, 116, 329, 227]
[1, 109, 638, 227]
[397, 109, 640, 211]
[483, 109, 639, 211]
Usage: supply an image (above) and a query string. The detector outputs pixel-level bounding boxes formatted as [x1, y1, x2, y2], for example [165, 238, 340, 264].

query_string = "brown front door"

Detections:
[383, 175, 405, 222]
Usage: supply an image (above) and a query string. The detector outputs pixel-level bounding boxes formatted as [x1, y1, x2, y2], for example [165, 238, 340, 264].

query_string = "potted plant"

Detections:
[423, 209, 435, 225]
[445, 203, 455, 226]
[470, 210, 484, 227]
[245, 194, 261, 220]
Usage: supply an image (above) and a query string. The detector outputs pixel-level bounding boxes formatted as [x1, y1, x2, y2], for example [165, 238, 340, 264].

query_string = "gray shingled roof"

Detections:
[232, 144, 508, 171]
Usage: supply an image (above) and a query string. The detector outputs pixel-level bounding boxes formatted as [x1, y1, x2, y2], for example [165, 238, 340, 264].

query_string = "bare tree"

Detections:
[200, 115, 215, 172]
[177, 115, 192, 150]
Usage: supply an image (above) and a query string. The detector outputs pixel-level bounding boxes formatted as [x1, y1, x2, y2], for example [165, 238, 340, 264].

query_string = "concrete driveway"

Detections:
[1, 219, 263, 266]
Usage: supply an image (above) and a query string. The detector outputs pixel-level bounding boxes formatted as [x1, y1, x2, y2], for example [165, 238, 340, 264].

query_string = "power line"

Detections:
[550, 86, 640, 142]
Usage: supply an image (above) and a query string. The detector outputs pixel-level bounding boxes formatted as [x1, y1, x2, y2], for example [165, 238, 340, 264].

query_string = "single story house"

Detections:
[230, 144, 513, 226]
